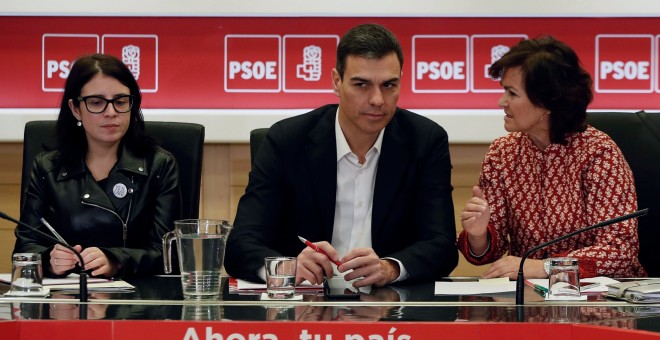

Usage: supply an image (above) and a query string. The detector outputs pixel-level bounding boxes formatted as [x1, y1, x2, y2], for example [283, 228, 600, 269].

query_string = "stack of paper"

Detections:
[606, 279, 660, 303]
[228, 277, 322, 294]
[0, 273, 134, 292]
[435, 278, 516, 295]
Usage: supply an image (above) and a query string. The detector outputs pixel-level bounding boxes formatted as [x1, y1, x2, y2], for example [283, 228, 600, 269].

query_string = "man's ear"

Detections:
[331, 68, 341, 97]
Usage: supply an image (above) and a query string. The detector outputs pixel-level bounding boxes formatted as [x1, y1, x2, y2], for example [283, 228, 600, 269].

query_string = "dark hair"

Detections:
[488, 36, 593, 144]
[335, 23, 403, 79]
[56, 54, 155, 165]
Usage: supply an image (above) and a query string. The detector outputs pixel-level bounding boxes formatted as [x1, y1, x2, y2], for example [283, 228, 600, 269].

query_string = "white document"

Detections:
[0, 273, 134, 292]
[233, 277, 322, 291]
[435, 280, 517, 295]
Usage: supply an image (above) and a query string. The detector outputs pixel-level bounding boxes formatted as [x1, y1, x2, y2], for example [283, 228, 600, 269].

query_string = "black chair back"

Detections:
[21, 121, 205, 219]
[587, 111, 660, 276]
[249, 128, 269, 167]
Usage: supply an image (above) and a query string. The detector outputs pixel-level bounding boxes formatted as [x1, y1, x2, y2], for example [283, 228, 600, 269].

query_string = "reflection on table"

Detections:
[0, 275, 659, 334]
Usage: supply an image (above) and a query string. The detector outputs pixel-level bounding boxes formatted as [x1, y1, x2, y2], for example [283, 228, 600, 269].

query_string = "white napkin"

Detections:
[3, 287, 50, 297]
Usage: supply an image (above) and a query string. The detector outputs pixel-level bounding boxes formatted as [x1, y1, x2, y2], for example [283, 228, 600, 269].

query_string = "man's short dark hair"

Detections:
[335, 23, 403, 79]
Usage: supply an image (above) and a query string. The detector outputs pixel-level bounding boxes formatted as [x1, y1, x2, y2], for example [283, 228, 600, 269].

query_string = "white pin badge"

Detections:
[113, 183, 128, 198]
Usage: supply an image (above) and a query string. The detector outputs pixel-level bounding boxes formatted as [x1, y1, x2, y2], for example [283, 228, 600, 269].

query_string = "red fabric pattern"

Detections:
[457, 127, 646, 278]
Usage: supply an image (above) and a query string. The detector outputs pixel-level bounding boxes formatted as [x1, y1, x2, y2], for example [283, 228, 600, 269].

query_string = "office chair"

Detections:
[21, 121, 205, 219]
[587, 111, 660, 276]
[249, 128, 269, 168]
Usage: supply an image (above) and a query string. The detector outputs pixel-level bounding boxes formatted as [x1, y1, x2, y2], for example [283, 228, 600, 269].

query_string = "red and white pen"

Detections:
[298, 236, 342, 266]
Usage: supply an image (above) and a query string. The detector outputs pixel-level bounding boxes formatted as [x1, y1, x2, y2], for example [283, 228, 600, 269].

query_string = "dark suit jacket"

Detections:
[225, 104, 458, 283]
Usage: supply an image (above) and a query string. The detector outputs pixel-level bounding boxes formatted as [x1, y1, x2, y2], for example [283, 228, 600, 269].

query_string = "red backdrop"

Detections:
[1, 17, 659, 110]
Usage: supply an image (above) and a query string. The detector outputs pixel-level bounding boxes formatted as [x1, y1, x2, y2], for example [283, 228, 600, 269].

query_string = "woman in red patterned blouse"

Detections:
[457, 36, 646, 279]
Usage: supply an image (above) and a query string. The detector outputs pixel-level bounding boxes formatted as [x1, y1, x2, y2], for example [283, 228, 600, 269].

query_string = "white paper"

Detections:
[434, 280, 517, 295]
[544, 294, 588, 301]
[260, 292, 303, 301]
[478, 277, 510, 285]
[47, 280, 134, 292]
[235, 278, 322, 291]
[0, 273, 134, 292]
[527, 276, 619, 293]
[3, 287, 51, 297]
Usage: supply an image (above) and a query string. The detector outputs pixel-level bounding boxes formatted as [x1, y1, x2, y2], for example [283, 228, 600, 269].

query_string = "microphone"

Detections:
[0, 211, 88, 303]
[515, 208, 648, 306]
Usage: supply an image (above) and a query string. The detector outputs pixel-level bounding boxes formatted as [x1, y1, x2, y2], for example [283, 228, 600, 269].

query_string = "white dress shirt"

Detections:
[332, 110, 408, 282]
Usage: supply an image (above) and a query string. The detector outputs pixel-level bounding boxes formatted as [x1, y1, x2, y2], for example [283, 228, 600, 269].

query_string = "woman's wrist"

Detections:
[467, 232, 491, 258]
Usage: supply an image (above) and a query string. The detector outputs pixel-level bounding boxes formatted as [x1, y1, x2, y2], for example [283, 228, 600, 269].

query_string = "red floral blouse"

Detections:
[457, 126, 646, 278]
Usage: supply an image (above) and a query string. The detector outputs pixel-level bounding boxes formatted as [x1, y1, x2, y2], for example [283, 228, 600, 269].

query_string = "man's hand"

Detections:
[339, 248, 399, 287]
[296, 241, 340, 285]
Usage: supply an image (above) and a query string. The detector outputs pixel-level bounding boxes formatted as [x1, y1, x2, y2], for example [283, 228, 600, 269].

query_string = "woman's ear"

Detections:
[68, 98, 81, 121]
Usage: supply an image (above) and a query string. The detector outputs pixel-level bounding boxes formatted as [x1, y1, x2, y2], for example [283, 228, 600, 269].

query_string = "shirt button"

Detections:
[138, 167, 144, 172]
[84, 194, 90, 198]
[356, 201, 363, 208]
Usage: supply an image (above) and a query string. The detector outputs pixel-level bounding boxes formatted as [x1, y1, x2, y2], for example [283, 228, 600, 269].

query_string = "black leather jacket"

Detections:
[14, 145, 182, 278]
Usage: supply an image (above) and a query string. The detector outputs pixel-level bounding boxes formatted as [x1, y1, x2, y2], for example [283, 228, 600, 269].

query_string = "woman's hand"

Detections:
[80, 247, 119, 278]
[482, 256, 546, 280]
[49, 244, 83, 275]
[461, 186, 491, 255]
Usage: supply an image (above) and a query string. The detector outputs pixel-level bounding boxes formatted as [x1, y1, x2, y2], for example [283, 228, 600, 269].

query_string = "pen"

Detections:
[297, 236, 342, 266]
[41, 217, 90, 271]
[533, 286, 547, 298]
[40, 217, 70, 246]
[524, 279, 549, 294]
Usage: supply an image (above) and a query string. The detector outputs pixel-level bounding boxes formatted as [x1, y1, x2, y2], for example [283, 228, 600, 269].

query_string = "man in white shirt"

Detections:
[225, 23, 457, 287]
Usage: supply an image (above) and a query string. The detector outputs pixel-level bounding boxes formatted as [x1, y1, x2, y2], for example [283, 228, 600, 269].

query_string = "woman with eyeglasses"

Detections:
[14, 54, 182, 278]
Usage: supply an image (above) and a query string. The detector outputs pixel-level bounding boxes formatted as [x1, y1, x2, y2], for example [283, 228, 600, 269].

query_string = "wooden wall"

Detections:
[0, 142, 489, 277]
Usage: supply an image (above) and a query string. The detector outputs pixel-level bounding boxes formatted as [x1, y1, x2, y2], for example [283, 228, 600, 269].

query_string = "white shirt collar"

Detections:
[334, 108, 384, 162]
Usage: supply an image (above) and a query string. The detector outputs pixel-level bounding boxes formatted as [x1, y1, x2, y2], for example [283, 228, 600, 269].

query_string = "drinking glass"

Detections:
[548, 257, 580, 298]
[11, 253, 43, 294]
[265, 256, 297, 299]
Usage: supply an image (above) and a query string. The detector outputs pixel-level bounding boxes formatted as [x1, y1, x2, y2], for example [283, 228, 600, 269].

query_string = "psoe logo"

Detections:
[595, 34, 654, 93]
[42, 34, 99, 92]
[122, 45, 141, 80]
[283, 35, 338, 93]
[297, 45, 322, 81]
[470, 34, 528, 93]
[412, 35, 470, 93]
[103, 34, 159, 93]
[225, 35, 281, 93]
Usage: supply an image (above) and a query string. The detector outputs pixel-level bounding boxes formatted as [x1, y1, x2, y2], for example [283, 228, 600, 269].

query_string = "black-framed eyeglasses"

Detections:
[77, 95, 134, 114]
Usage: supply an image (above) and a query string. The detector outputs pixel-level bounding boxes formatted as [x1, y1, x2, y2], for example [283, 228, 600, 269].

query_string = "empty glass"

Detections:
[548, 257, 580, 298]
[11, 253, 43, 294]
